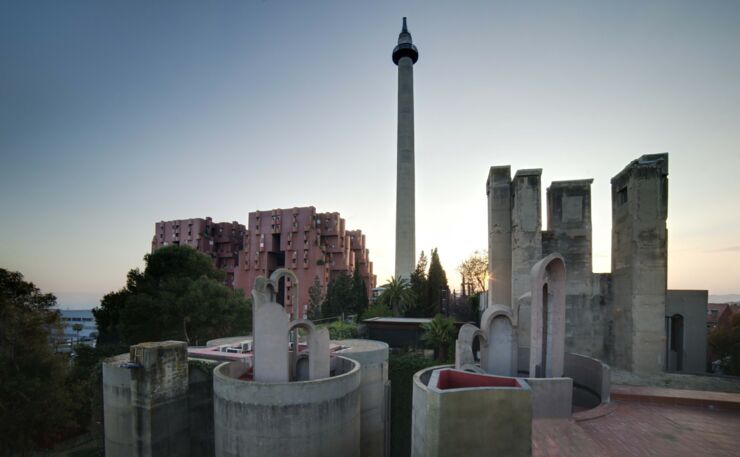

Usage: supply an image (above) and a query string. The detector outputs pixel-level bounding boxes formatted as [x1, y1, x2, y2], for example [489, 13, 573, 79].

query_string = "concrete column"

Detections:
[544, 180, 600, 358]
[395, 55, 416, 279]
[392, 18, 419, 279]
[487, 166, 512, 307]
[611, 154, 668, 373]
[129, 341, 190, 457]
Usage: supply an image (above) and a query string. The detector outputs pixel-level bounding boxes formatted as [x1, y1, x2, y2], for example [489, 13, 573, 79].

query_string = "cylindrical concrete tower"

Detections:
[393, 17, 419, 279]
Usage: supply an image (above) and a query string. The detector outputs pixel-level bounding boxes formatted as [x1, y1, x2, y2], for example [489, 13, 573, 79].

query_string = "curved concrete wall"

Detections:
[102, 354, 134, 457]
[563, 352, 610, 407]
[335, 339, 390, 457]
[412, 366, 532, 457]
[214, 356, 362, 457]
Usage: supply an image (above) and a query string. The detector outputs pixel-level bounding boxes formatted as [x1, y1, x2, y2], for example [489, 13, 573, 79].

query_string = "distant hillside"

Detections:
[709, 294, 740, 304]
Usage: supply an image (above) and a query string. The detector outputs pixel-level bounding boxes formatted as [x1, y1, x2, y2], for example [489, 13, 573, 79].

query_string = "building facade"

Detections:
[153, 210, 376, 320]
[152, 218, 246, 287]
[233, 207, 376, 319]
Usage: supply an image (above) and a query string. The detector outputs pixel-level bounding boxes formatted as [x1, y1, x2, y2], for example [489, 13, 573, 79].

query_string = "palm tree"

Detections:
[378, 276, 415, 315]
[72, 323, 83, 344]
[421, 314, 456, 361]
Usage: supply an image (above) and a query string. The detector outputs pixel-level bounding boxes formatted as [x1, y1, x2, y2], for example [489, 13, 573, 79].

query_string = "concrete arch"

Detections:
[529, 253, 566, 378]
[480, 305, 518, 376]
[288, 319, 329, 380]
[455, 324, 487, 370]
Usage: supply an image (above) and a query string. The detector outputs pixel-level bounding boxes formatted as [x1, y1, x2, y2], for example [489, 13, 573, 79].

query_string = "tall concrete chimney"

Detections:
[392, 17, 419, 279]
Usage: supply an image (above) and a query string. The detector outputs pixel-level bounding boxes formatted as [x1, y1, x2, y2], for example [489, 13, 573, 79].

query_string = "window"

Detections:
[617, 187, 628, 206]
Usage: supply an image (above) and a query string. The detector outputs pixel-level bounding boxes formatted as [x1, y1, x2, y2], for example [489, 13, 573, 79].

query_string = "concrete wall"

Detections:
[543, 179, 607, 360]
[563, 352, 611, 408]
[487, 166, 512, 307]
[611, 154, 668, 373]
[103, 342, 191, 457]
[103, 354, 135, 457]
[411, 367, 531, 457]
[511, 170, 543, 310]
[335, 339, 390, 457]
[666, 290, 708, 373]
[213, 356, 362, 457]
[188, 360, 218, 457]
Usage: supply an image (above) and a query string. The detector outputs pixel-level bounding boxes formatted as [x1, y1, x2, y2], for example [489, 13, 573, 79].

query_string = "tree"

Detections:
[407, 251, 429, 317]
[458, 250, 488, 296]
[421, 314, 456, 361]
[0, 269, 75, 454]
[426, 248, 450, 316]
[378, 276, 415, 315]
[72, 323, 83, 344]
[307, 276, 324, 320]
[351, 265, 369, 315]
[709, 312, 740, 375]
[322, 273, 354, 318]
[93, 245, 251, 347]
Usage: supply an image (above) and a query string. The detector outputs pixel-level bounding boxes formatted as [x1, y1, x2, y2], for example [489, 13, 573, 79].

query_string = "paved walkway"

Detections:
[533, 400, 740, 456]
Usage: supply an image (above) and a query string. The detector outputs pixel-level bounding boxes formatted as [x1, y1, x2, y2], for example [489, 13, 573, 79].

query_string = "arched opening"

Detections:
[288, 323, 312, 381]
[538, 283, 549, 378]
[669, 314, 684, 371]
[472, 334, 482, 363]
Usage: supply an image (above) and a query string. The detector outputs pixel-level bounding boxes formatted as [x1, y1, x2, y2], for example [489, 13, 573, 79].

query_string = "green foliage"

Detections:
[0, 269, 75, 454]
[426, 248, 449, 316]
[388, 353, 440, 457]
[408, 251, 430, 317]
[93, 245, 252, 347]
[709, 313, 740, 375]
[421, 314, 456, 361]
[322, 273, 354, 318]
[360, 301, 395, 320]
[307, 276, 324, 320]
[352, 265, 369, 313]
[324, 320, 359, 340]
[378, 276, 415, 314]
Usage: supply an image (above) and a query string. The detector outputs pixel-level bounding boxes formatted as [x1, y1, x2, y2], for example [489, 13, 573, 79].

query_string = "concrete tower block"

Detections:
[487, 166, 512, 307]
[529, 254, 566, 378]
[129, 341, 190, 457]
[544, 179, 601, 358]
[511, 169, 542, 347]
[611, 154, 668, 373]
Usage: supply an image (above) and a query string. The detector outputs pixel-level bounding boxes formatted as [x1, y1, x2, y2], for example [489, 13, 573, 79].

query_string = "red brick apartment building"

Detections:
[152, 208, 376, 319]
[152, 218, 246, 287]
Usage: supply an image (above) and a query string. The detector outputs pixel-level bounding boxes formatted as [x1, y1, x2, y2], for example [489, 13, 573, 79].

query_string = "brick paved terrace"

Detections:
[533, 398, 740, 457]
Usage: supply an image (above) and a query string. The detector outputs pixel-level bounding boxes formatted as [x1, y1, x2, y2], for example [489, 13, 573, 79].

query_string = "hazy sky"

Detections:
[1, 0, 738, 309]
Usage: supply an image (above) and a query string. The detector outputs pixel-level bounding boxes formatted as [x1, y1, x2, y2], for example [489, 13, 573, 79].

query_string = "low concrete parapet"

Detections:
[564, 352, 611, 408]
[213, 356, 362, 457]
[412, 366, 532, 457]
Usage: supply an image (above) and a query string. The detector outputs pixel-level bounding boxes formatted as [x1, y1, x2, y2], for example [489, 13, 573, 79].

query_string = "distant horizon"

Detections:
[2, 1, 738, 306]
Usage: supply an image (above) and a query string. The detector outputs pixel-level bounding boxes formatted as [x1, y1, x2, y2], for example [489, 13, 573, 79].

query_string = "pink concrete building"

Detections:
[152, 218, 246, 287]
[234, 207, 376, 319]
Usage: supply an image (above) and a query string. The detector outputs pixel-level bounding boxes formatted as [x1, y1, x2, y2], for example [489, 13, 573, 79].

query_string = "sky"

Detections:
[1, 0, 738, 309]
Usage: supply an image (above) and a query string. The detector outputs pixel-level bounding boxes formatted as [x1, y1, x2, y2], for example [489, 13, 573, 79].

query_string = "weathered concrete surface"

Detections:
[103, 354, 135, 457]
[335, 339, 390, 457]
[412, 367, 532, 457]
[253, 301, 290, 382]
[526, 377, 573, 418]
[394, 21, 418, 279]
[564, 352, 611, 408]
[611, 154, 668, 373]
[214, 356, 361, 457]
[487, 166, 512, 307]
[665, 290, 708, 373]
[529, 254, 566, 378]
[130, 341, 190, 457]
[543, 180, 607, 360]
[480, 305, 517, 376]
[188, 359, 218, 457]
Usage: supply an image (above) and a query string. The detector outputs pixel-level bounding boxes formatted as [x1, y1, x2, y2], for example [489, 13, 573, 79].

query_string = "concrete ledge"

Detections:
[611, 385, 740, 411]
